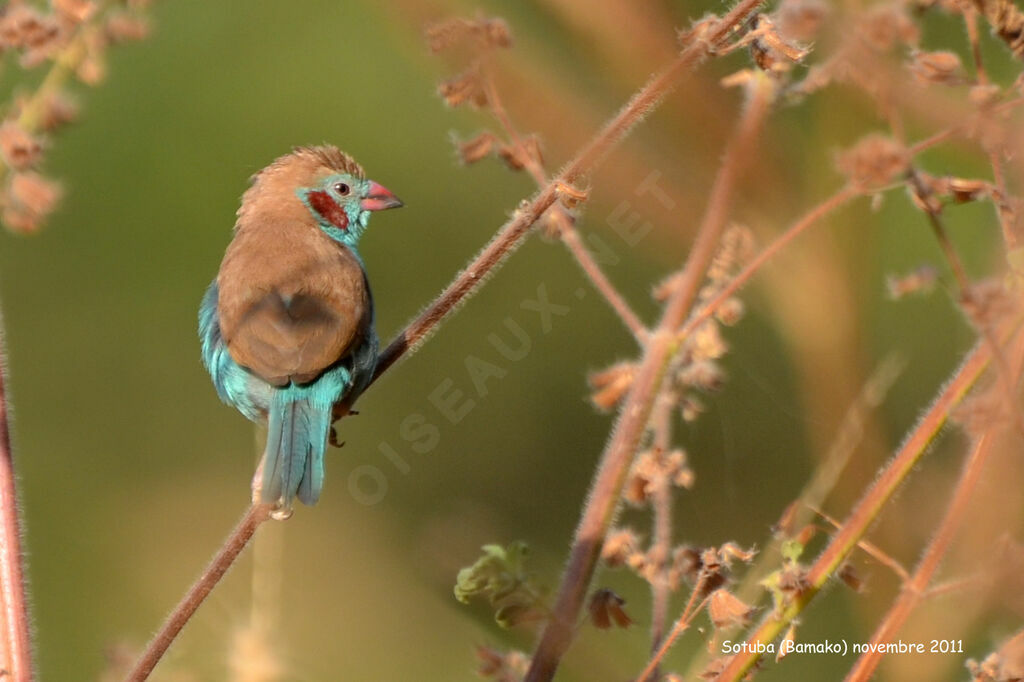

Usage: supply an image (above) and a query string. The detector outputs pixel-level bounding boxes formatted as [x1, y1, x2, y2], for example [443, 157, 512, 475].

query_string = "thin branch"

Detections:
[679, 186, 860, 339]
[481, 73, 649, 341]
[713, 328, 1011, 681]
[637, 576, 714, 682]
[0, 320, 33, 682]
[639, 388, 677, 682]
[370, 0, 764, 385]
[125, 504, 272, 682]
[524, 69, 776, 682]
[843, 431, 998, 682]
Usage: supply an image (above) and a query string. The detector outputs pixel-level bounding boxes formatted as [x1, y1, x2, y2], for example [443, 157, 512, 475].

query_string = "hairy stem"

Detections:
[482, 74, 649, 341]
[370, 0, 764, 385]
[843, 429, 999, 682]
[0, 321, 33, 682]
[524, 70, 775, 682]
[125, 504, 272, 682]
[714, 329, 1010, 681]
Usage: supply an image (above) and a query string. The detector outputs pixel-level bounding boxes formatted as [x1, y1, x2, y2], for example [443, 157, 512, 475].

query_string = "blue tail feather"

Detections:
[262, 392, 330, 507]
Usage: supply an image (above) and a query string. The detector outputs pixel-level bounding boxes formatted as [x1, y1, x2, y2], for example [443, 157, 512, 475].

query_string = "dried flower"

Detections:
[602, 528, 640, 568]
[438, 69, 486, 108]
[909, 50, 965, 86]
[497, 135, 542, 172]
[708, 588, 754, 628]
[886, 265, 939, 299]
[425, 15, 511, 54]
[455, 131, 497, 165]
[54, 0, 97, 25]
[554, 181, 587, 209]
[0, 122, 42, 170]
[588, 362, 635, 410]
[836, 133, 909, 190]
[774, 0, 827, 42]
[476, 645, 529, 681]
[857, 6, 920, 52]
[588, 588, 633, 629]
[105, 12, 150, 43]
[3, 171, 62, 234]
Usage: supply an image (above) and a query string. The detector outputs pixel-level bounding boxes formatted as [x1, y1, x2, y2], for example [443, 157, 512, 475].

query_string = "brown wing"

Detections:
[217, 231, 370, 386]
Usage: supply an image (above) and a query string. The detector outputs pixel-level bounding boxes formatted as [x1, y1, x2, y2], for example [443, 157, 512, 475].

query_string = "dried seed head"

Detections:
[455, 131, 497, 165]
[554, 181, 588, 209]
[425, 15, 512, 54]
[857, 6, 920, 52]
[602, 528, 640, 568]
[497, 136, 542, 172]
[4, 171, 61, 233]
[708, 589, 754, 629]
[0, 122, 42, 170]
[886, 265, 939, 299]
[54, 0, 96, 25]
[588, 362, 636, 411]
[36, 91, 79, 131]
[750, 15, 811, 73]
[0, 5, 60, 53]
[775, 0, 828, 42]
[960, 278, 1017, 332]
[438, 69, 486, 108]
[836, 133, 909, 190]
[715, 297, 745, 326]
[105, 12, 150, 43]
[588, 588, 632, 629]
[909, 50, 965, 86]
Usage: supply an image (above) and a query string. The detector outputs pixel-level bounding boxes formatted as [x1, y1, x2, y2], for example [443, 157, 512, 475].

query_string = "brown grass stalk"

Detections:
[524, 70, 776, 682]
[0, 322, 33, 682]
[125, 503, 272, 682]
[713, 330, 1009, 681]
[843, 430, 1000, 682]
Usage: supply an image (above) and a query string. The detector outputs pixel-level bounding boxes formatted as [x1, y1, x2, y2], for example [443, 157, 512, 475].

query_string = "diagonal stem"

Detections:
[124, 504, 272, 682]
[524, 69, 775, 682]
[0, 321, 33, 682]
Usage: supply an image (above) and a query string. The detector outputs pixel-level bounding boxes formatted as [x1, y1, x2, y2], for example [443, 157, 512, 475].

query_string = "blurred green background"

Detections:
[0, 1, 1020, 680]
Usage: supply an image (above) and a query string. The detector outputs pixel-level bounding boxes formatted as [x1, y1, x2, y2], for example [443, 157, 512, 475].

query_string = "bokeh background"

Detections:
[0, 1, 1022, 680]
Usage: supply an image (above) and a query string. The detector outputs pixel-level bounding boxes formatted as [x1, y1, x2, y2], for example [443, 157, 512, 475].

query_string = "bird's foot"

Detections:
[329, 426, 346, 448]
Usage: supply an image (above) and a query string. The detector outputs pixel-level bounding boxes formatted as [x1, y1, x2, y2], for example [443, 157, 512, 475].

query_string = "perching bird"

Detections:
[199, 145, 402, 509]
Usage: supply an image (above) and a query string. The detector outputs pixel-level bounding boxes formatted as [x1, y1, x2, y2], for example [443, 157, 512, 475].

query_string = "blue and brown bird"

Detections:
[199, 145, 402, 510]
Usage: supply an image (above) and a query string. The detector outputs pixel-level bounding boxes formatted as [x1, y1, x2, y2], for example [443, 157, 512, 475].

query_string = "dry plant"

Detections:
[0, 1, 152, 679]
[2, 0, 1024, 680]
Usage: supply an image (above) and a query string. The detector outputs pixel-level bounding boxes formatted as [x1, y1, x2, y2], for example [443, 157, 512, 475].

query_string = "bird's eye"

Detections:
[333, 182, 350, 196]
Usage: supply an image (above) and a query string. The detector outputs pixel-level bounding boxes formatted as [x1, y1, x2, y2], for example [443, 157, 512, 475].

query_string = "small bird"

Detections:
[199, 145, 402, 509]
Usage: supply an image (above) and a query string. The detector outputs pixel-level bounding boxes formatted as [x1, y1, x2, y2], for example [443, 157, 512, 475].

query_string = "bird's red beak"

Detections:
[361, 181, 403, 211]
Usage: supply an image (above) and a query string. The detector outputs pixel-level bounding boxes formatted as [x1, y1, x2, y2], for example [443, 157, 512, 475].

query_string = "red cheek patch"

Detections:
[307, 190, 349, 231]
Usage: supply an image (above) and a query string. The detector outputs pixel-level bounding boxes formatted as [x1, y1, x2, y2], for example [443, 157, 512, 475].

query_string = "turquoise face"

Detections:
[296, 173, 372, 247]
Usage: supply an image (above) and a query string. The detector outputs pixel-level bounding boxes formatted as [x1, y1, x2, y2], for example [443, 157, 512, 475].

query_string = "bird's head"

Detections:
[240, 145, 402, 248]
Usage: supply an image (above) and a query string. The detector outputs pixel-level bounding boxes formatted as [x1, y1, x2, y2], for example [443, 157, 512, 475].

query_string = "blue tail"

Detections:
[262, 391, 331, 507]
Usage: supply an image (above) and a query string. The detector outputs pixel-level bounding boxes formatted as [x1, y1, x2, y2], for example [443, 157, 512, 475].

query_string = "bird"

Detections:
[198, 145, 402, 510]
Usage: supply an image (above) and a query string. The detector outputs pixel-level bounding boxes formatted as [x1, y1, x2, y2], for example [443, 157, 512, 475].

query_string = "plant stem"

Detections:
[524, 70, 775, 682]
[0, 321, 33, 682]
[640, 389, 676, 682]
[125, 504, 272, 682]
[482, 74, 649, 342]
[678, 186, 860, 341]
[843, 430, 999, 682]
[713, 330, 1008, 681]
[370, 0, 764, 384]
